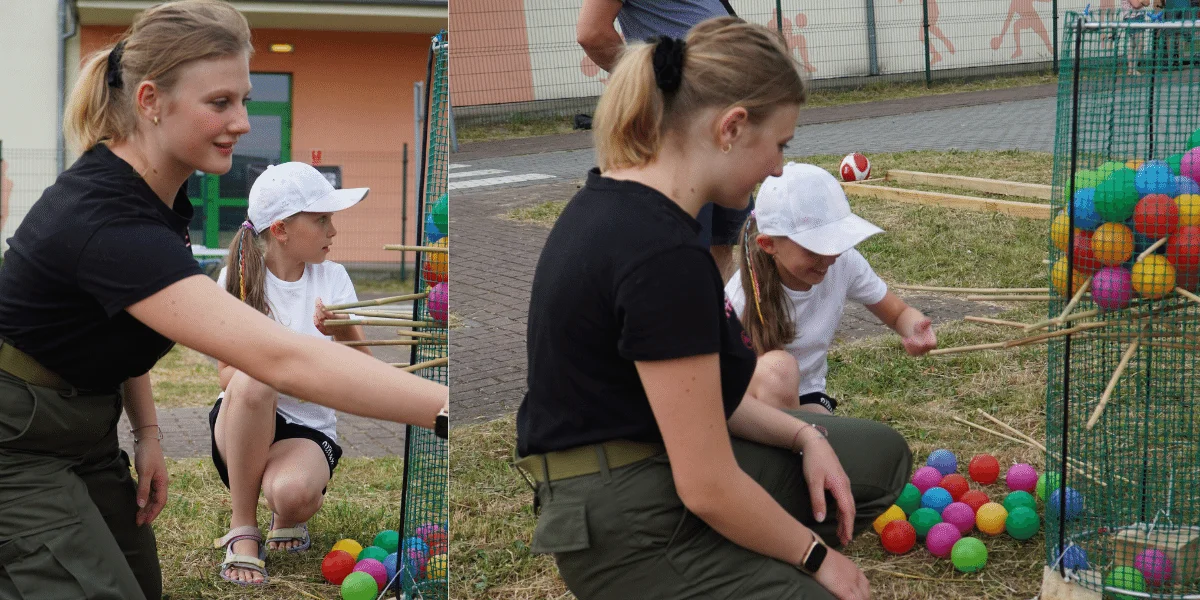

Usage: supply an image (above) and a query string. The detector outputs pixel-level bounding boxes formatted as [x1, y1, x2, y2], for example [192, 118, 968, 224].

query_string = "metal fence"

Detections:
[450, 0, 1200, 127]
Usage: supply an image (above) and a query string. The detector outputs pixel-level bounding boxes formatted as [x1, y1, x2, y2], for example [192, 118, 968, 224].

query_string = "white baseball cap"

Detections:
[247, 162, 369, 233]
[754, 162, 883, 256]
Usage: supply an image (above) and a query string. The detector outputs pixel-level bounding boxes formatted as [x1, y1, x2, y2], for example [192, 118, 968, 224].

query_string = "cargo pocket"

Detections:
[0, 525, 121, 600]
[530, 500, 590, 554]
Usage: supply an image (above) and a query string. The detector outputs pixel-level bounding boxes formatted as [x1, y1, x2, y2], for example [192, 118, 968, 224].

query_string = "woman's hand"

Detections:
[799, 431, 856, 546]
[313, 297, 337, 336]
[133, 438, 169, 526]
[900, 317, 937, 356]
[814, 547, 871, 600]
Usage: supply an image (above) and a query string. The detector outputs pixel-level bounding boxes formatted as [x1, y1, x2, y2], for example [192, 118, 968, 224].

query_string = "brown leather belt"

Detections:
[0, 339, 70, 390]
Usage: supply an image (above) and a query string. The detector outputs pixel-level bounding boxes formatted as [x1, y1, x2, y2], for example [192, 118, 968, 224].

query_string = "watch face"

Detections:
[805, 542, 828, 572]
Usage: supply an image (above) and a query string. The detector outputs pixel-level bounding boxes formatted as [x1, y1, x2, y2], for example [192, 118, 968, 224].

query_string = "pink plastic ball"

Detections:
[1182, 147, 1200, 182]
[1006, 463, 1038, 493]
[1135, 548, 1174, 587]
[353, 558, 388, 590]
[1093, 266, 1134, 311]
[912, 466, 943, 493]
[941, 502, 976, 534]
[428, 282, 448, 322]
[926, 522, 962, 558]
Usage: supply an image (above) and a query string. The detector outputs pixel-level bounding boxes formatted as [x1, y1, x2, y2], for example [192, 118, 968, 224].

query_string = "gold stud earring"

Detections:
[153, 116, 159, 125]
[722, 143, 732, 154]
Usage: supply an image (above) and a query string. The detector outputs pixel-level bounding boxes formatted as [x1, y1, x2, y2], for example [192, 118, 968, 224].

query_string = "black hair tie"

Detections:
[106, 41, 126, 90]
[650, 36, 686, 94]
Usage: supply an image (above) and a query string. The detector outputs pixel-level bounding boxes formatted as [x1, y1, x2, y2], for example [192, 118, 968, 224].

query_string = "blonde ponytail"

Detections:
[737, 216, 796, 354]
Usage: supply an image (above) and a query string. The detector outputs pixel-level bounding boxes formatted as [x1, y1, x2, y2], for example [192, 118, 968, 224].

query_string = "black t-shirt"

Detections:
[517, 169, 757, 456]
[0, 144, 203, 392]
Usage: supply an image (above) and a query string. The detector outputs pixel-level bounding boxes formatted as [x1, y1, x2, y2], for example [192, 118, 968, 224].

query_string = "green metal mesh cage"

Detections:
[395, 30, 449, 600]
[1046, 10, 1200, 597]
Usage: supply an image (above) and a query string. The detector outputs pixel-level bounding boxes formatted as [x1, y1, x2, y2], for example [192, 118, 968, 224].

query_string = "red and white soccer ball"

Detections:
[840, 153, 871, 182]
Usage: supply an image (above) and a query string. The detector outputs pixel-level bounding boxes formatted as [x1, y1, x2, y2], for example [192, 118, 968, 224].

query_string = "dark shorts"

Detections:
[697, 197, 755, 247]
[798, 391, 839, 413]
[207, 397, 343, 491]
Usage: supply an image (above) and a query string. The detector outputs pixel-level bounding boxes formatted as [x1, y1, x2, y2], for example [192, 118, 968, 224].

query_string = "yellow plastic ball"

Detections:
[1132, 254, 1177, 299]
[1125, 159, 1145, 170]
[1052, 258, 1088, 298]
[332, 538, 363, 558]
[422, 237, 450, 284]
[1177, 194, 1200, 227]
[428, 553, 447, 580]
[976, 502, 1008, 536]
[873, 504, 907, 535]
[1051, 212, 1079, 253]
[1091, 222, 1135, 266]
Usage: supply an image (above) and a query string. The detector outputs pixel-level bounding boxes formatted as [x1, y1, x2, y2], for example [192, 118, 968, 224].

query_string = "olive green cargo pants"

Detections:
[0, 370, 161, 599]
[529, 412, 911, 600]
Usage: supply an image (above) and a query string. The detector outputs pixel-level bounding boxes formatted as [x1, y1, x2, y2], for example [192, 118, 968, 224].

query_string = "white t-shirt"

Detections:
[725, 249, 888, 397]
[216, 261, 359, 440]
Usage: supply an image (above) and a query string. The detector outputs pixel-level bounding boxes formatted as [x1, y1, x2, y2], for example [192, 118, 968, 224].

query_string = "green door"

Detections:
[189, 72, 292, 249]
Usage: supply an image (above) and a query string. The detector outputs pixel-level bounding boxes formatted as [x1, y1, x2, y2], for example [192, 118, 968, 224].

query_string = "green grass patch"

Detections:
[457, 115, 577, 144]
[504, 201, 570, 227]
[150, 346, 222, 409]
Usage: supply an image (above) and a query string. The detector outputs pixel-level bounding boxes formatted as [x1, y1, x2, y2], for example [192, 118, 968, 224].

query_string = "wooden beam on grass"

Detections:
[885, 170, 1052, 200]
[841, 181, 1052, 219]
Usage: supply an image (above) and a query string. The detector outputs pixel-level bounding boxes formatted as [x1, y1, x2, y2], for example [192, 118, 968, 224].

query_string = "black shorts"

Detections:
[207, 397, 343, 491]
[798, 391, 839, 413]
[696, 197, 755, 247]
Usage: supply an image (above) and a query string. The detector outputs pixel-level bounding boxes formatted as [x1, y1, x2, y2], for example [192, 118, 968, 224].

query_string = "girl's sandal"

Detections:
[266, 514, 311, 553]
[214, 525, 269, 586]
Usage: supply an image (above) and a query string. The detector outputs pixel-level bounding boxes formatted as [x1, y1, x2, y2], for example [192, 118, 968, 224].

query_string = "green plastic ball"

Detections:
[1076, 169, 1103, 189]
[908, 507, 942, 539]
[1095, 168, 1140, 222]
[432, 193, 449, 234]
[1169, 153, 1185, 176]
[1036, 472, 1062, 502]
[1005, 506, 1040, 541]
[340, 571, 379, 600]
[1104, 566, 1146, 600]
[1189, 128, 1200, 150]
[1003, 491, 1037, 514]
[1098, 161, 1126, 177]
[373, 530, 400, 554]
[951, 537, 988, 573]
[357, 545, 389, 563]
[897, 484, 922, 515]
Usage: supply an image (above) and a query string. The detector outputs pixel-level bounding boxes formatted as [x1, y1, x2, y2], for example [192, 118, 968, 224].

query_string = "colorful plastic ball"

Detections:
[1181, 147, 1200, 182]
[1136, 161, 1177, 196]
[976, 502, 1008, 535]
[1095, 168, 1140, 222]
[402, 536, 429, 555]
[1005, 506, 1040, 540]
[414, 523, 446, 539]
[1130, 226, 1159, 257]
[424, 530, 448, 555]
[428, 281, 448, 322]
[926, 449, 958, 475]
[428, 553, 448, 580]
[926, 522, 962, 558]
[909, 507, 942, 539]
[424, 212, 445, 243]
[1071, 188, 1103, 230]
[1104, 565, 1147, 600]
[322, 549, 357, 585]
[422, 238, 449, 284]
[353, 558, 388, 590]
[896, 483, 922, 515]
[1092, 266, 1134, 311]
[332, 539, 364, 558]
[1052, 212, 1079, 252]
[431, 192, 449, 234]
[1135, 548, 1174, 587]
[1098, 161, 1126, 177]
[1133, 193, 1180, 238]
[372, 530, 400, 554]
[1006, 463, 1039, 493]
[1178, 194, 1200, 227]
[340, 571, 379, 600]
[1076, 170, 1104, 190]
[1002, 491, 1037, 514]
[1052, 258, 1089, 298]
[358, 545, 389, 563]
[939, 474, 970, 501]
[873, 504, 907, 535]
[1092, 222, 1135, 265]
[960, 489, 990, 513]
[1036, 471, 1062, 501]
[911, 466, 944, 493]
[1177, 176, 1200, 196]
[405, 547, 428, 578]
[383, 552, 399, 582]
[1169, 153, 1185, 175]
[1069, 230, 1102, 274]
[941, 502, 976, 534]
[1046, 487, 1084, 521]
[951, 537, 988, 573]
[1168, 225, 1200, 272]
[1191, 128, 1200, 150]
[1127, 159, 1146, 170]
[1133, 254, 1177, 299]
[1058, 544, 1090, 570]
[921, 487, 953, 514]
[967, 454, 1000, 485]
[881, 519, 917, 554]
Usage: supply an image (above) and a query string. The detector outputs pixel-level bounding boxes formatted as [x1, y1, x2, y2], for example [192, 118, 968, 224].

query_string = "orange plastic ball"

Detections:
[881, 519, 917, 554]
[940, 474, 970, 501]
[976, 502, 1008, 536]
[873, 504, 907, 535]
[422, 238, 449, 284]
[1092, 222, 1135, 266]
[960, 489, 990, 513]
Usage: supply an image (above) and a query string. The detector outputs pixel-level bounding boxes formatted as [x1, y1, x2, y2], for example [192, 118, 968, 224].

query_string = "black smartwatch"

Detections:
[797, 536, 828, 575]
[434, 407, 448, 439]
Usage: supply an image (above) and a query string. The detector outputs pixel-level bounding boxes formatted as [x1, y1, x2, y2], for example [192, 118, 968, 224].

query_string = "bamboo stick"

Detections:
[964, 316, 1031, 328]
[1055, 276, 1093, 325]
[1002, 322, 1108, 348]
[967, 295, 1057, 301]
[1086, 339, 1141, 430]
[331, 309, 414, 319]
[1176, 287, 1200, 306]
[323, 292, 428, 311]
[1027, 308, 1102, 332]
[383, 244, 448, 253]
[395, 357, 449, 372]
[927, 341, 1008, 356]
[894, 285, 1050, 293]
[1136, 237, 1169, 262]
[324, 318, 436, 328]
[338, 339, 423, 347]
[950, 416, 1109, 488]
[975, 409, 1134, 485]
[394, 330, 447, 340]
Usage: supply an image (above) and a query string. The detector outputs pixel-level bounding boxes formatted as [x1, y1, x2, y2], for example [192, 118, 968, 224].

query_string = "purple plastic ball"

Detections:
[941, 502, 976, 534]
[912, 466, 943, 493]
[926, 522, 962, 558]
[353, 558, 388, 590]
[1136, 548, 1174, 587]
[1006, 463, 1039, 493]
[1092, 266, 1134, 311]
[926, 449, 958, 476]
[428, 282, 448, 322]
[1176, 175, 1200, 196]
[1182, 147, 1200, 181]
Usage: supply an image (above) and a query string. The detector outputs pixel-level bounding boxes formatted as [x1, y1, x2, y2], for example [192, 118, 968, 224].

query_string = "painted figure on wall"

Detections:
[768, 13, 819, 72]
[899, 0, 956, 64]
[991, 0, 1054, 58]
[580, 54, 610, 84]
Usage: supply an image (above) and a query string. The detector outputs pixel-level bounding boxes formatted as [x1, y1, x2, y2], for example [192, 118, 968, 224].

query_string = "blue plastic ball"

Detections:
[921, 487, 954, 514]
[1177, 175, 1200, 196]
[1136, 161, 1177, 196]
[1072, 188, 1103, 230]
[927, 449, 958, 476]
[383, 552, 399, 582]
[1046, 487, 1084, 521]
[425, 213, 446, 243]
[1057, 544, 1090, 570]
[402, 536, 429, 555]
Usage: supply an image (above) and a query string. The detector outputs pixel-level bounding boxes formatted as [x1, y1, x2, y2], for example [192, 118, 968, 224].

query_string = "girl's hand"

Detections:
[799, 431, 856, 546]
[813, 547, 871, 600]
[314, 298, 337, 336]
[901, 317, 937, 356]
[133, 438, 169, 526]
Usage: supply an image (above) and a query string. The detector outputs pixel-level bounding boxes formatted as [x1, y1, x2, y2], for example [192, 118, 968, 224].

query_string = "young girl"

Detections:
[0, 3, 445, 597]
[726, 162, 938, 414]
[517, 18, 910, 600]
[210, 161, 372, 585]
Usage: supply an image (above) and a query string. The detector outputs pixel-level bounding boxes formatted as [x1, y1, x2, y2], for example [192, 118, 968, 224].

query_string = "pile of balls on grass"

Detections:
[321, 523, 448, 599]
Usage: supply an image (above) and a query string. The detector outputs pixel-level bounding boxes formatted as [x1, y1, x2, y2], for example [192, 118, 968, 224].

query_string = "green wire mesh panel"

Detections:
[1046, 10, 1200, 597]
[397, 30, 449, 600]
